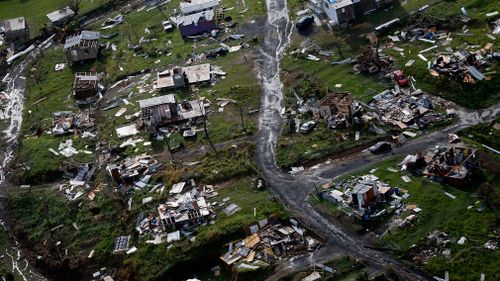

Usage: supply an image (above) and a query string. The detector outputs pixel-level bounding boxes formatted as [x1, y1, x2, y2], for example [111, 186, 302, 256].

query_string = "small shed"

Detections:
[139, 95, 178, 126]
[47, 7, 75, 27]
[64, 31, 100, 64]
[73, 72, 99, 105]
[0, 17, 28, 43]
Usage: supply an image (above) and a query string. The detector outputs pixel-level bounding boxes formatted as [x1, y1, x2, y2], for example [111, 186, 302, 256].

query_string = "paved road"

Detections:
[256, 0, 500, 280]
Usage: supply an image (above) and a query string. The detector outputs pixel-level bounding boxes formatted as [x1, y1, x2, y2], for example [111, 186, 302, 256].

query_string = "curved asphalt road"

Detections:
[256, 0, 500, 280]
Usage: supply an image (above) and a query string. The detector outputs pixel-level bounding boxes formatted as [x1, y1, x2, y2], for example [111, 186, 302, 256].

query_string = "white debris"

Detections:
[126, 246, 137, 255]
[401, 175, 412, 183]
[444, 192, 456, 199]
[418, 54, 428, 61]
[54, 63, 66, 71]
[49, 148, 60, 156]
[114, 108, 127, 117]
[116, 124, 139, 138]
[457, 236, 466, 245]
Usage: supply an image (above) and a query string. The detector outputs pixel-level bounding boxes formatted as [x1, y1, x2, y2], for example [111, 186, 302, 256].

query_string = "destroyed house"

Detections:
[0, 17, 28, 43]
[158, 191, 211, 231]
[140, 95, 178, 126]
[156, 68, 186, 90]
[319, 92, 354, 116]
[156, 63, 211, 90]
[178, 0, 220, 36]
[46, 7, 75, 27]
[64, 31, 100, 64]
[73, 72, 99, 105]
[351, 180, 378, 210]
[318, 92, 361, 129]
[423, 145, 477, 187]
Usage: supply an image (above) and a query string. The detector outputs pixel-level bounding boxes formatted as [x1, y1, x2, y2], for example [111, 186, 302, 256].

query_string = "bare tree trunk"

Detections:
[239, 105, 246, 131]
[165, 137, 174, 160]
[203, 120, 217, 154]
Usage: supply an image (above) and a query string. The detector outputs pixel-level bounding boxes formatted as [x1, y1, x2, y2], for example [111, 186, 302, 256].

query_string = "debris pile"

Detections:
[431, 44, 496, 83]
[317, 92, 362, 129]
[319, 174, 415, 222]
[410, 230, 452, 263]
[400, 144, 478, 187]
[134, 183, 218, 245]
[352, 47, 393, 74]
[54, 163, 98, 201]
[220, 218, 321, 270]
[370, 88, 441, 130]
[52, 111, 94, 136]
[106, 154, 162, 190]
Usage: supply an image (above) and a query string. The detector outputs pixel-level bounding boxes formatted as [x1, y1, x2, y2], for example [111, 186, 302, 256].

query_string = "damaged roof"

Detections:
[183, 63, 211, 84]
[74, 72, 98, 90]
[0, 17, 26, 32]
[47, 7, 75, 23]
[64, 30, 100, 49]
[180, 0, 219, 15]
[325, 0, 354, 9]
[179, 10, 215, 26]
[139, 94, 176, 109]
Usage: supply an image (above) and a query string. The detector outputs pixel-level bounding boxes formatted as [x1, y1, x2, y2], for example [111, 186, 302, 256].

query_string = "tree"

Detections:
[68, 0, 82, 16]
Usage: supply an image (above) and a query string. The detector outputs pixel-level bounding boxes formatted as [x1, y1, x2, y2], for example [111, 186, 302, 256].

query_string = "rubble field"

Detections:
[7, 177, 288, 280]
[17, 0, 264, 181]
[315, 149, 500, 281]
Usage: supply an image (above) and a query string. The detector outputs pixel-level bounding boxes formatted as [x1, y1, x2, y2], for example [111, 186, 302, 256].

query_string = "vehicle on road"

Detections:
[393, 69, 409, 87]
[368, 141, 392, 153]
[299, 121, 316, 134]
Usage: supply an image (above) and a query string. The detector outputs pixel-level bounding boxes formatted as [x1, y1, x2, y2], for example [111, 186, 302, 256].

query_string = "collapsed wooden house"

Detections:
[73, 72, 100, 105]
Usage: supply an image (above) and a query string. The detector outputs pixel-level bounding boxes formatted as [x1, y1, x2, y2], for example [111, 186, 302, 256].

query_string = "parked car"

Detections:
[393, 70, 409, 87]
[162, 20, 174, 32]
[296, 16, 314, 31]
[368, 141, 392, 153]
[299, 121, 316, 134]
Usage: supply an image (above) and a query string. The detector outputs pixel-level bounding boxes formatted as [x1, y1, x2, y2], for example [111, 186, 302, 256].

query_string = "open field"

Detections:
[458, 117, 500, 150]
[276, 122, 380, 169]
